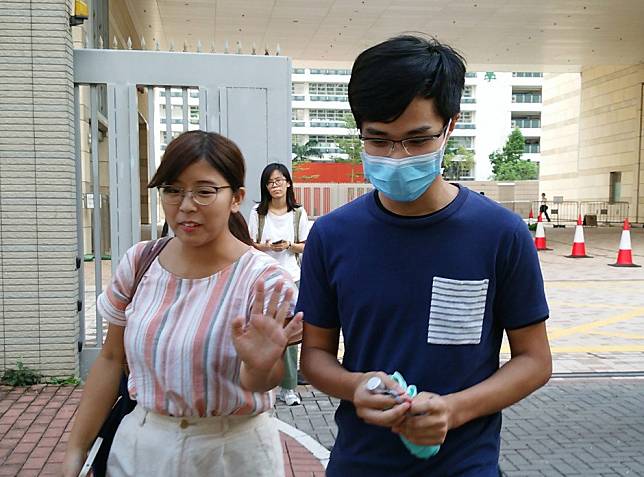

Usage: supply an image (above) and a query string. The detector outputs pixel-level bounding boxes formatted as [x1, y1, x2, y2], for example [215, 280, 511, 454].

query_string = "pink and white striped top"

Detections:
[97, 242, 297, 417]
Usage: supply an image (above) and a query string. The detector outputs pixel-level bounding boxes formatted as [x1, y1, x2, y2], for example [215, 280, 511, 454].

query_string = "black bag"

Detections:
[91, 237, 172, 476]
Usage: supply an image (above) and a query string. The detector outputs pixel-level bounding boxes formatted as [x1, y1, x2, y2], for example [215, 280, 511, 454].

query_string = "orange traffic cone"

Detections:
[534, 212, 551, 251]
[566, 215, 592, 258]
[609, 219, 641, 267]
[528, 207, 534, 226]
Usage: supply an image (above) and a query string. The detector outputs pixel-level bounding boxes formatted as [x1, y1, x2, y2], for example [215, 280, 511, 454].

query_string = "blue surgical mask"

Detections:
[361, 122, 451, 202]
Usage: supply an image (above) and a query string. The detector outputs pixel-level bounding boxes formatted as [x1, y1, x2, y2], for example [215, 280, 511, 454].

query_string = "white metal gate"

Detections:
[73, 47, 291, 374]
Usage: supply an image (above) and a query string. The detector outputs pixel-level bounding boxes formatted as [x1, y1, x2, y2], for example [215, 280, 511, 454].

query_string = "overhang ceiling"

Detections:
[123, 0, 644, 71]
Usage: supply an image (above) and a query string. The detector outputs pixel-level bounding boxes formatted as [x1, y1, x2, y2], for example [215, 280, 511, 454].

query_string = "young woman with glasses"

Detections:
[248, 163, 310, 406]
[63, 131, 302, 477]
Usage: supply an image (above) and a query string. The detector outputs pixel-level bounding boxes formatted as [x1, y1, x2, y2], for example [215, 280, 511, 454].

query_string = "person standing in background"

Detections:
[249, 163, 310, 406]
[540, 192, 551, 222]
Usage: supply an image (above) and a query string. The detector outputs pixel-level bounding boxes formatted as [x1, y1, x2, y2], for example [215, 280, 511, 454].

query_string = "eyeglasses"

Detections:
[266, 178, 287, 187]
[360, 125, 448, 157]
[159, 185, 231, 206]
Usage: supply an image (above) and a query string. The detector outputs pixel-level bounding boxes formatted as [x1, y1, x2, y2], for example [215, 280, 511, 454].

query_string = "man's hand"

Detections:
[392, 391, 451, 446]
[352, 372, 411, 428]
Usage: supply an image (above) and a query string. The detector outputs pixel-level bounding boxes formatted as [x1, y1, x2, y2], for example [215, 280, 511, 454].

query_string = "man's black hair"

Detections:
[348, 35, 466, 130]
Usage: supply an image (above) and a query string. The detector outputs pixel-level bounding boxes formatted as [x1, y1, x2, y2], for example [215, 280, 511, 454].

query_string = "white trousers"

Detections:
[106, 405, 285, 477]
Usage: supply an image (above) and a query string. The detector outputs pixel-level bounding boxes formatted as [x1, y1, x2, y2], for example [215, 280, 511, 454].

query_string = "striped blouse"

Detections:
[97, 242, 297, 417]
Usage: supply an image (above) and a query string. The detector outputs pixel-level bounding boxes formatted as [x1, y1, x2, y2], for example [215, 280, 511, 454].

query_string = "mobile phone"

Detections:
[272, 240, 285, 244]
[78, 437, 103, 477]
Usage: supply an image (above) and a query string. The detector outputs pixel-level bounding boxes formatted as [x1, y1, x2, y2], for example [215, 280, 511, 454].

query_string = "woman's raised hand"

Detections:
[231, 280, 303, 372]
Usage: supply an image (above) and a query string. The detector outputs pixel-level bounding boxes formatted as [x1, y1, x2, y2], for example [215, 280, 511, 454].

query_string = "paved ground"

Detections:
[0, 385, 324, 476]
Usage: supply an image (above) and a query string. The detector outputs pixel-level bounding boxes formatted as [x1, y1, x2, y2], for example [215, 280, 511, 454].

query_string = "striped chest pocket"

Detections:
[427, 277, 490, 345]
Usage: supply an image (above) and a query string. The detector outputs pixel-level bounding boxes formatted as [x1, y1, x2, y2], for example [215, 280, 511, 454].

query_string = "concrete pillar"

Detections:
[0, 1, 79, 376]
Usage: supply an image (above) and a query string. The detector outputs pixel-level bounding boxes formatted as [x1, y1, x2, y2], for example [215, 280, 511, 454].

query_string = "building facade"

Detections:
[290, 66, 543, 181]
[540, 66, 644, 222]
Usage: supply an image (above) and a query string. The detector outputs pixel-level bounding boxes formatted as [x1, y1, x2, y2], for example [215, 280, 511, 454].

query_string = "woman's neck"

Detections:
[163, 232, 249, 278]
[269, 197, 288, 212]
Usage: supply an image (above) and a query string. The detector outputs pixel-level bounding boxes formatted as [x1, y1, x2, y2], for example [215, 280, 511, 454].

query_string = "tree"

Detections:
[443, 144, 475, 180]
[292, 140, 322, 162]
[336, 113, 363, 182]
[489, 128, 538, 180]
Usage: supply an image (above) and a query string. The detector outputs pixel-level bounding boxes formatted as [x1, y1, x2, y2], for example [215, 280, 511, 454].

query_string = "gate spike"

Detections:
[196, 40, 202, 53]
[252, 42, 257, 55]
[210, 41, 216, 53]
[276, 43, 281, 56]
[237, 41, 242, 54]
[155, 39, 160, 51]
[127, 37, 132, 50]
[264, 45, 269, 55]
[224, 40, 229, 54]
[141, 36, 146, 50]
[169, 40, 175, 52]
[84, 33, 89, 48]
[113, 36, 118, 49]
[183, 40, 188, 52]
[98, 35, 104, 49]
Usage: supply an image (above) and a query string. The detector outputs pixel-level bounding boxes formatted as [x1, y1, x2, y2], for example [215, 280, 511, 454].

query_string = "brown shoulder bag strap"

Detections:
[131, 237, 173, 295]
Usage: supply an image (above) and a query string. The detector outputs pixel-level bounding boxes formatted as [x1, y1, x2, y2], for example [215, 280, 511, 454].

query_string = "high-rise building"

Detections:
[291, 67, 543, 181]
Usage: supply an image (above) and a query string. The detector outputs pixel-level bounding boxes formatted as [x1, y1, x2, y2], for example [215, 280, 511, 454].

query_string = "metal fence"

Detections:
[292, 185, 630, 226]
[579, 201, 630, 225]
[528, 200, 630, 224]
[293, 182, 373, 218]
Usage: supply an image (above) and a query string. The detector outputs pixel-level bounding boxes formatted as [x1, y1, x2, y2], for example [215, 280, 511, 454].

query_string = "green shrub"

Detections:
[1, 360, 43, 386]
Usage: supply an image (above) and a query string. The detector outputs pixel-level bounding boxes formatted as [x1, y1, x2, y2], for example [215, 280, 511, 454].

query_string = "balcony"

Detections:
[461, 97, 476, 104]
[512, 93, 542, 103]
[309, 94, 348, 102]
[511, 119, 541, 128]
[455, 123, 475, 129]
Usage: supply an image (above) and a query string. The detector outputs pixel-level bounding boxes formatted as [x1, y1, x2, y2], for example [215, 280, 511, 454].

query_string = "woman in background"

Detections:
[249, 163, 310, 406]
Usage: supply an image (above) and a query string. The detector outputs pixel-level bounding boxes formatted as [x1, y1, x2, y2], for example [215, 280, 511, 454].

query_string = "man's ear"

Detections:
[448, 114, 459, 134]
[231, 187, 245, 213]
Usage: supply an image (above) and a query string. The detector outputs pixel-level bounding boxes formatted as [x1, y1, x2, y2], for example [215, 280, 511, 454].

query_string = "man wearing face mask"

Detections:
[297, 36, 552, 476]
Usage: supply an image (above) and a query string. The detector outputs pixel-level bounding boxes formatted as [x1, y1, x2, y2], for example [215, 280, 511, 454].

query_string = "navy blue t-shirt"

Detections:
[296, 186, 549, 476]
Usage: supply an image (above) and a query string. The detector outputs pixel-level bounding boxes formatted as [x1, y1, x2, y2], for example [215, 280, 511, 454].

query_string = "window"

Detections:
[609, 172, 622, 203]
[308, 109, 348, 127]
[465, 72, 477, 78]
[462, 85, 476, 103]
[524, 138, 540, 153]
[456, 111, 475, 129]
[448, 136, 474, 150]
[291, 109, 306, 127]
[512, 72, 543, 78]
[308, 135, 344, 153]
[310, 68, 351, 75]
[160, 105, 183, 119]
[512, 88, 542, 103]
[293, 68, 305, 74]
[309, 83, 348, 95]
[190, 106, 199, 124]
[459, 111, 474, 123]
[511, 113, 541, 128]
[292, 83, 306, 95]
